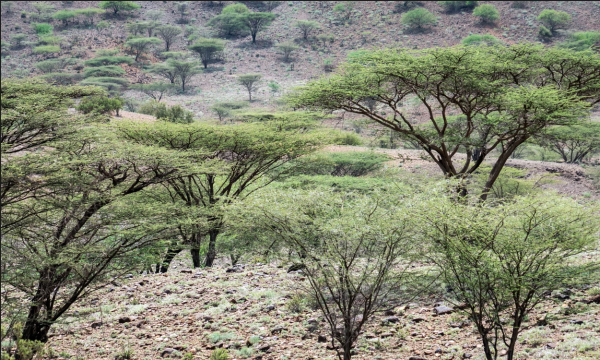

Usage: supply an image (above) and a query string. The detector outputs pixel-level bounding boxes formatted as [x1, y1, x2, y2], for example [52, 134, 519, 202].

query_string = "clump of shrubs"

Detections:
[139, 101, 194, 123]
[77, 95, 124, 116]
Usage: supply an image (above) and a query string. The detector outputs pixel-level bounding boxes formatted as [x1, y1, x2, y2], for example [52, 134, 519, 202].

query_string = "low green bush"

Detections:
[33, 45, 60, 54]
[139, 100, 194, 123]
[33, 23, 53, 35]
[76, 96, 123, 116]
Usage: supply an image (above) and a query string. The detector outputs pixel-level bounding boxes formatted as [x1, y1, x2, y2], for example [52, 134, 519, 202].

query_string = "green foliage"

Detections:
[560, 31, 600, 52]
[275, 41, 299, 62]
[155, 25, 182, 51]
[401, 7, 437, 30]
[130, 82, 175, 101]
[238, 73, 262, 101]
[333, 1, 355, 22]
[32, 23, 53, 35]
[125, 37, 162, 61]
[333, 132, 362, 146]
[538, 25, 552, 39]
[75, 8, 104, 24]
[39, 72, 82, 85]
[83, 65, 126, 78]
[84, 56, 134, 67]
[10, 34, 27, 48]
[295, 151, 388, 177]
[189, 38, 226, 68]
[438, 1, 478, 13]
[245, 12, 277, 43]
[222, 3, 249, 14]
[295, 20, 319, 40]
[419, 193, 599, 360]
[32, 45, 60, 54]
[209, 348, 230, 360]
[472, 4, 499, 24]
[537, 9, 572, 33]
[80, 76, 129, 93]
[208, 332, 235, 344]
[52, 10, 76, 25]
[210, 101, 248, 121]
[30, 2, 54, 21]
[76, 95, 124, 115]
[208, 4, 249, 37]
[461, 33, 500, 46]
[287, 44, 599, 200]
[535, 123, 600, 163]
[35, 58, 74, 73]
[139, 100, 194, 123]
[98, 1, 141, 15]
[37, 35, 62, 45]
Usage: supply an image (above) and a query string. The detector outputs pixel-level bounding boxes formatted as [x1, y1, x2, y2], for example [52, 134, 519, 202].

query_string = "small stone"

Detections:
[380, 332, 393, 338]
[160, 348, 175, 357]
[435, 348, 443, 354]
[434, 305, 454, 315]
[258, 344, 271, 352]
[384, 309, 395, 316]
[118, 316, 131, 323]
[125, 274, 133, 279]
[264, 305, 275, 312]
[570, 320, 584, 325]
[90, 321, 103, 329]
[499, 349, 507, 356]
[463, 353, 473, 359]
[545, 343, 556, 349]
[307, 318, 318, 325]
[180, 269, 192, 274]
[408, 357, 427, 360]
[271, 326, 286, 334]
[424, 350, 433, 355]
[383, 316, 400, 324]
[317, 335, 327, 343]
[163, 289, 172, 294]
[411, 316, 426, 323]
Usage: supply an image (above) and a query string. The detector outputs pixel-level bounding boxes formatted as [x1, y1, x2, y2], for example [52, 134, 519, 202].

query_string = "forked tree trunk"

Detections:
[204, 229, 219, 267]
[159, 247, 183, 273]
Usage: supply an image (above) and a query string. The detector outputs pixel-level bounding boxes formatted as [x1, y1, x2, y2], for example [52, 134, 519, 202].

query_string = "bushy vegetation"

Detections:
[461, 33, 500, 46]
[538, 9, 572, 33]
[76, 95, 124, 115]
[472, 4, 499, 24]
[139, 101, 194, 123]
[401, 8, 437, 30]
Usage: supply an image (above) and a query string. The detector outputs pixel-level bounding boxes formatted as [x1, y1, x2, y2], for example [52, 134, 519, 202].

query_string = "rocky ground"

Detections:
[42, 257, 600, 360]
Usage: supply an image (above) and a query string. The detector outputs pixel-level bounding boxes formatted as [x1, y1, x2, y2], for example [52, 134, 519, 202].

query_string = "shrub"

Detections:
[438, 1, 478, 13]
[83, 65, 126, 78]
[275, 41, 299, 62]
[76, 95, 124, 115]
[401, 8, 437, 30]
[461, 34, 500, 46]
[33, 45, 60, 54]
[537, 9, 571, 33]
[472, 4, 499, 24]
[209, 349, 229, 360]
[39, 72, 82, 85]
[98, 1, 141, 15]
[37, 35, 62, 45]
[538, 25, 552, 39]
[10, 34, 28, 48]
[35, 58, 71, 73]
[84, 56, 134, 67]
[33, 23, 53, 35]
[295, 20, 319, 40]
[139, 101, 194, 123]
[333, 132, 362, 146]
[510, 1, 529, 9]
[297, 151, 388, 177]
[560, 31, 600, 51]
[52, 10, 77, 25]
[189, 38, 226, 68]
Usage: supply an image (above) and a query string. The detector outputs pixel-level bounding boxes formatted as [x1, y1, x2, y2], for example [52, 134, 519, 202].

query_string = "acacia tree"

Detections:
[1, 80, 195, 351]
[98, 1, 141, 16]
[189, 38, 226, 68]
[125, 37, 162, 61]
[418, 193, 599, 360]
[155, 25, 182, 51]
[243, 12, 276, 43]
[130, 82, 175, 102]
[167, 59, 201, 92]
[119, 116, 323, 267]
[238, 73, 262, 101]
[235, 190, 422, 360]
[276, 41, 299, 62]
[535, 123, 600, 163]
[288, 45, 600, 200]
[295, 20, 319, 40]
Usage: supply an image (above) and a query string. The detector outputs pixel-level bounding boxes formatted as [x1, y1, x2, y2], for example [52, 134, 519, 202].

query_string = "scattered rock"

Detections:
[499, 349, 507, 356]
[435, 348, 443, 354]
[545, 343, 556, 349]
[411, 316, 426, 323]
[434, 305, 454, 315]
[160, 348, 175, 357]
[380, 332, 393, 338]
[163, 289, 172, 295]
[90, 321, 103, 329]
[118, 316, 131, 323]
[307, 318, 318, 325]
[463, 353, 473, 359]
[584, 294, 600, 304]
[258, 344, 271, 352]
[384, 309, 395, 316]
[180, 269, 192, 274]
[570, 319, 584, 325]
[264, 305, 276, 312]
[317, 335, 327, 343]
[383, 316, 400, 324]
[125, 274, 133, 279]
[271, 326, 286, 334]
[408, 357, 427, 360]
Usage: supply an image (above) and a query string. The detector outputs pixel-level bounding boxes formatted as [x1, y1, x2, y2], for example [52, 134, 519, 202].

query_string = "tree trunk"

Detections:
[480, 139, 525, 201]
[159, 247, 183, 273]
[204, 229, 219, 267]
[251, 32, 257, 43]
[190, 233, 202, 268]
[248, 89, 252, 102]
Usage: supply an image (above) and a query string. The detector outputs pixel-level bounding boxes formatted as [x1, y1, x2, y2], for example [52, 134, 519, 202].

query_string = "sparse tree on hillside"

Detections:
[263, 1, 281, 12]
[419, 194, 599, 360]
[98, 1, 141, 15]
[535, 123, 600, 163]
[189, 38, 226, 68]
[401, 8, 437, 30]
[243, 12, 277, 43]
[52, 10, 76, 26]
[473, 4, 500, 24]
[238, 73, 262, 101]
[125, 37, 162, 61]
[438, 1, 478, 13]
[148, 62, 178, 84]
[537, 9, 571, 33]
[166, 59, 201, 92]
[295, 20, 319, 40]
[146, 9, 164, 21]
[10, 34, 27, 49]
[288, 45, 600, 200]
[127, 21, 148, 36]
[32, 2, 55, 21]
[276, 41, 299, 62]
[207, 3, 249, 38]
[130, 82, 175, 102]
[156, 25, 182, 51]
